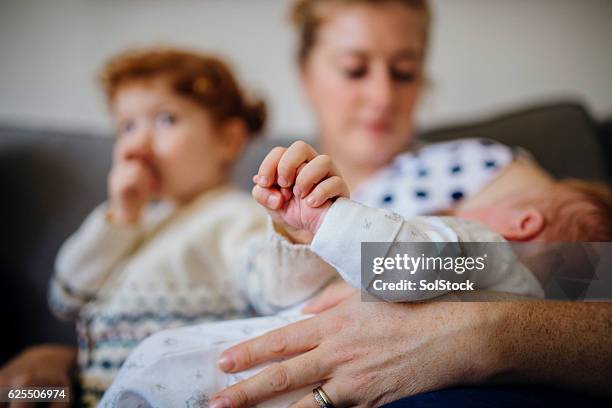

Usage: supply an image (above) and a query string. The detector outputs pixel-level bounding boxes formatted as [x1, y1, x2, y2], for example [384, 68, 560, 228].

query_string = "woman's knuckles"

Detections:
[233, 344, 256, 370]
[219, 387, 250, 408]
[331, 348, 359, 366]
[267, 332, 289, 354]
[265, 363, 293, 393]
[325, 313, 352, 334]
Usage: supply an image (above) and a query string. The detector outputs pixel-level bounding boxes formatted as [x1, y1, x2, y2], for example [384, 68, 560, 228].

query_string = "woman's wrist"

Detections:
[388, 301, 505, 390]
[436, 301, 517, 387]
[469, 301, 526, 385]
[426, 301, 612, 397]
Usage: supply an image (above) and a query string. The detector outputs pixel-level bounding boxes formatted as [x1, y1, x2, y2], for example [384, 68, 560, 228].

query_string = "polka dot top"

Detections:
[351, 138, 516, 217]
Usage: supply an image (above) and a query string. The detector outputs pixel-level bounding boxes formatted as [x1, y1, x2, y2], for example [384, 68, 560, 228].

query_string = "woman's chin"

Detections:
[347, 146, 397, 169]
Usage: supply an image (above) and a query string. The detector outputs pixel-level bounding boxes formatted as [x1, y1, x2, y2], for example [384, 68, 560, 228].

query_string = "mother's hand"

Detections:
[212, 293, 501, 408]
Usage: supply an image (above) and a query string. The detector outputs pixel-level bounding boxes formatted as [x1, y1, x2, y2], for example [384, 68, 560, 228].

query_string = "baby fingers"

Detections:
[304, 176, 349, 207]
[276, 141, 318, 188]
[252, 184, 284, 210]
[256, 146, 287, 188]
[294, 154, 336, 199]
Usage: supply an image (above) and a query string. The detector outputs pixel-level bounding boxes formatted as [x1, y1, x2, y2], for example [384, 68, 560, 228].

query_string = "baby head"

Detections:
[457, 179, 612, 242]
[100, 48, 267, 203]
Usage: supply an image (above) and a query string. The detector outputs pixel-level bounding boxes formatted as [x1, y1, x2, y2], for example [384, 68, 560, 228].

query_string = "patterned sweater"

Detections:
[49, 185, 334, 407]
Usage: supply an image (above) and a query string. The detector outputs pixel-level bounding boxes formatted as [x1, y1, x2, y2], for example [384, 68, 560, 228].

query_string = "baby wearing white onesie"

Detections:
[99, 197, 543, 408]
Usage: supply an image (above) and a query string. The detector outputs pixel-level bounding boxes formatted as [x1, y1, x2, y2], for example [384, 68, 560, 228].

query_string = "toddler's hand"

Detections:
[107, 143, 158, 226]
[252, 141, 349, 244]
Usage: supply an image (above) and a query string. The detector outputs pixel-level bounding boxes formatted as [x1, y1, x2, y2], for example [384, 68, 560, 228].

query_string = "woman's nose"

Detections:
[364, 67, 394, 113]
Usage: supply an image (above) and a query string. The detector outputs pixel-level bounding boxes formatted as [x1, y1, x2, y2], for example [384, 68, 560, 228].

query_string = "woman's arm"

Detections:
[210, 295, 611, 408]
[491, 301, 612, 396]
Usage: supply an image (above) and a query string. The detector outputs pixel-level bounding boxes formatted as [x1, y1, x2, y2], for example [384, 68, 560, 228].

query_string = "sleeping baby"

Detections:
[98, 141, 612, 408]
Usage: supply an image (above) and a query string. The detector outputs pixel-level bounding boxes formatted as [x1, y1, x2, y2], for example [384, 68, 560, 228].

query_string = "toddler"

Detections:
[49, 51, 333, 406]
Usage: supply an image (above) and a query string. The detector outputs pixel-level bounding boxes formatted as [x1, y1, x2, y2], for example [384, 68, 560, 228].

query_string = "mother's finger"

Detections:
[290, 382, 346, 408]
[219, 316, 322, 373]
[212, 350, 331, 408]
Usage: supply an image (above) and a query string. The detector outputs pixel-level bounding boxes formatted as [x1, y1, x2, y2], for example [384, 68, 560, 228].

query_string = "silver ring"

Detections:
[312, 386, 335, 408]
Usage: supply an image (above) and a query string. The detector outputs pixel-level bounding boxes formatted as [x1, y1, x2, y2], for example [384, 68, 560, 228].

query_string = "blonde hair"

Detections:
[99, 48, 267, 136]
[290, 0, 432, 65]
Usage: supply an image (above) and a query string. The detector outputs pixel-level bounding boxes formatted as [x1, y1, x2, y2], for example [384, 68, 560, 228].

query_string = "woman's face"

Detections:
[301, 2, 427, 168]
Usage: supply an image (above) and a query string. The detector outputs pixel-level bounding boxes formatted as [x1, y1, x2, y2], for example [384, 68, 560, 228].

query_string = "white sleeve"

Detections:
[236, 218, 337, 316]
[49, 203, 165, 321]
[311, 198, 543, 300]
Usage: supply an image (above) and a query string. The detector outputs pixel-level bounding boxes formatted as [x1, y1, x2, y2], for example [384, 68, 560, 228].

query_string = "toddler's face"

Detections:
[111, 79, 234, 203]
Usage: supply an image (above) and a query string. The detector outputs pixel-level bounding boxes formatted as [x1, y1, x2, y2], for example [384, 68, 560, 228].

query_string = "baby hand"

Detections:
[252, 141, 349, 244]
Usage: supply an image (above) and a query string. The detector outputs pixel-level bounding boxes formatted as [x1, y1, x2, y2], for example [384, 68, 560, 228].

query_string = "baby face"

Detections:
[456, 185, 599, 242]
[455, 188, 549, 241]
[111, 79, 232, 203]
[455, 198, 526, 236]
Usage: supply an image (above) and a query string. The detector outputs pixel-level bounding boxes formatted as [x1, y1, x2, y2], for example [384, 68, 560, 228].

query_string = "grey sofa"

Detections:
[1, 99, 610, 365]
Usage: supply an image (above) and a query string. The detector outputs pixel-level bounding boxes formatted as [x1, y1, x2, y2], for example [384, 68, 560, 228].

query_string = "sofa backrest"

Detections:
[420, 102, 607, 181]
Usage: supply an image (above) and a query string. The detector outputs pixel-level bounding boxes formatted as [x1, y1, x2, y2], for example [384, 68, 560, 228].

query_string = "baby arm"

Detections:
[310, 198, 544, 300]
[251, 141, 349, 244]
[240, 141, 348, 314]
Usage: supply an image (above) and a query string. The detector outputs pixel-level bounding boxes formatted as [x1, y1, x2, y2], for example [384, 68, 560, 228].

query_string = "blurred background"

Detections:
[1, 0, 611, 137]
